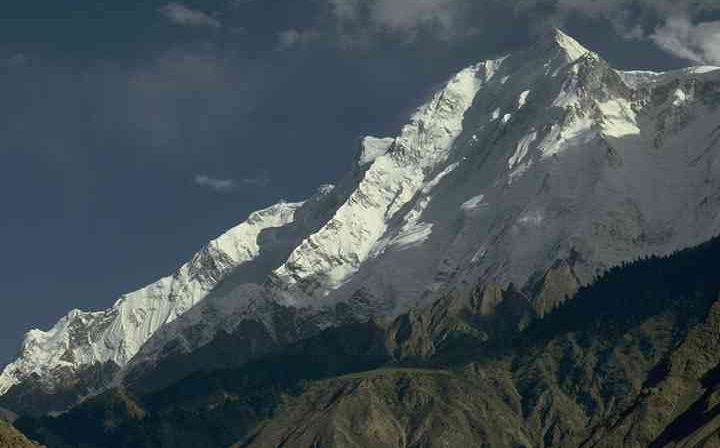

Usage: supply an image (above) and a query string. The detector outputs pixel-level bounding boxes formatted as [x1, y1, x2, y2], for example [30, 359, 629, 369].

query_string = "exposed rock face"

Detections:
[4, 29, 720, 414]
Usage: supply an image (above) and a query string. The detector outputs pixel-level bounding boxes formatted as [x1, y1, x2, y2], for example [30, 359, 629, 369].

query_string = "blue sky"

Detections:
[0, 0, 716, 363]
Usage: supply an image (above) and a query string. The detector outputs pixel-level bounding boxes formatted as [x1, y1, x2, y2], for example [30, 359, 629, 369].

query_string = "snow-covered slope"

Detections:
[129, 30, 720, 376]
[0, 201, 303, 396]
[3, 29, 720, 407]
[271, 57, 506, 298]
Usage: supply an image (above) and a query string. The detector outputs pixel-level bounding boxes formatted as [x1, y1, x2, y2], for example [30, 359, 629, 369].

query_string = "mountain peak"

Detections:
[4, 29, 720, 416]
[539, 27, 592, 63]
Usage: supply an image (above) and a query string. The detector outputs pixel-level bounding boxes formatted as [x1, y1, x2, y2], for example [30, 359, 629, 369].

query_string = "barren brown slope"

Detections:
[0, 421, 35, 448]
[241, 240, 720, 448]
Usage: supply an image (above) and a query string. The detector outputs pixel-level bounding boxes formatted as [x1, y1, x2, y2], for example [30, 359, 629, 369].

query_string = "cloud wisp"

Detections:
[652, 15, 720, 65]
[159, 3, 221, 28]
[193, 173, 271, 193]
[240, 173, 271, 188]
[194, 174, 236, 192]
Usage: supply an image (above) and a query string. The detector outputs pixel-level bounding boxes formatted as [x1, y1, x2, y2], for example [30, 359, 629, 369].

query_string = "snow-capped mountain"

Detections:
[0, 200, 304, 396]
[3, 30, 720, 411]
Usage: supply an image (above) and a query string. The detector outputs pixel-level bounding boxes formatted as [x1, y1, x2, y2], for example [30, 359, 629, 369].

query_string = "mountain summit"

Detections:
[2, 30, 720, 415]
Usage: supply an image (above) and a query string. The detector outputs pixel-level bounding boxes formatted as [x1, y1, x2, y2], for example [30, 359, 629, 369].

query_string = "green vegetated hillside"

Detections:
[15, 237, 720, 448]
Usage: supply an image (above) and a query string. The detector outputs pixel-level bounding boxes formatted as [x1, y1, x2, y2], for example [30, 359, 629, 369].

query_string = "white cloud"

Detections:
[159, 3, 221, 28]
[194, 174, 235, 192]
[652, 15, 720, 65]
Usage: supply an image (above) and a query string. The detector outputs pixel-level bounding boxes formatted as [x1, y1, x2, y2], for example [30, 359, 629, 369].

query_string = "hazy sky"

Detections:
[1, 0, 717, 364]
